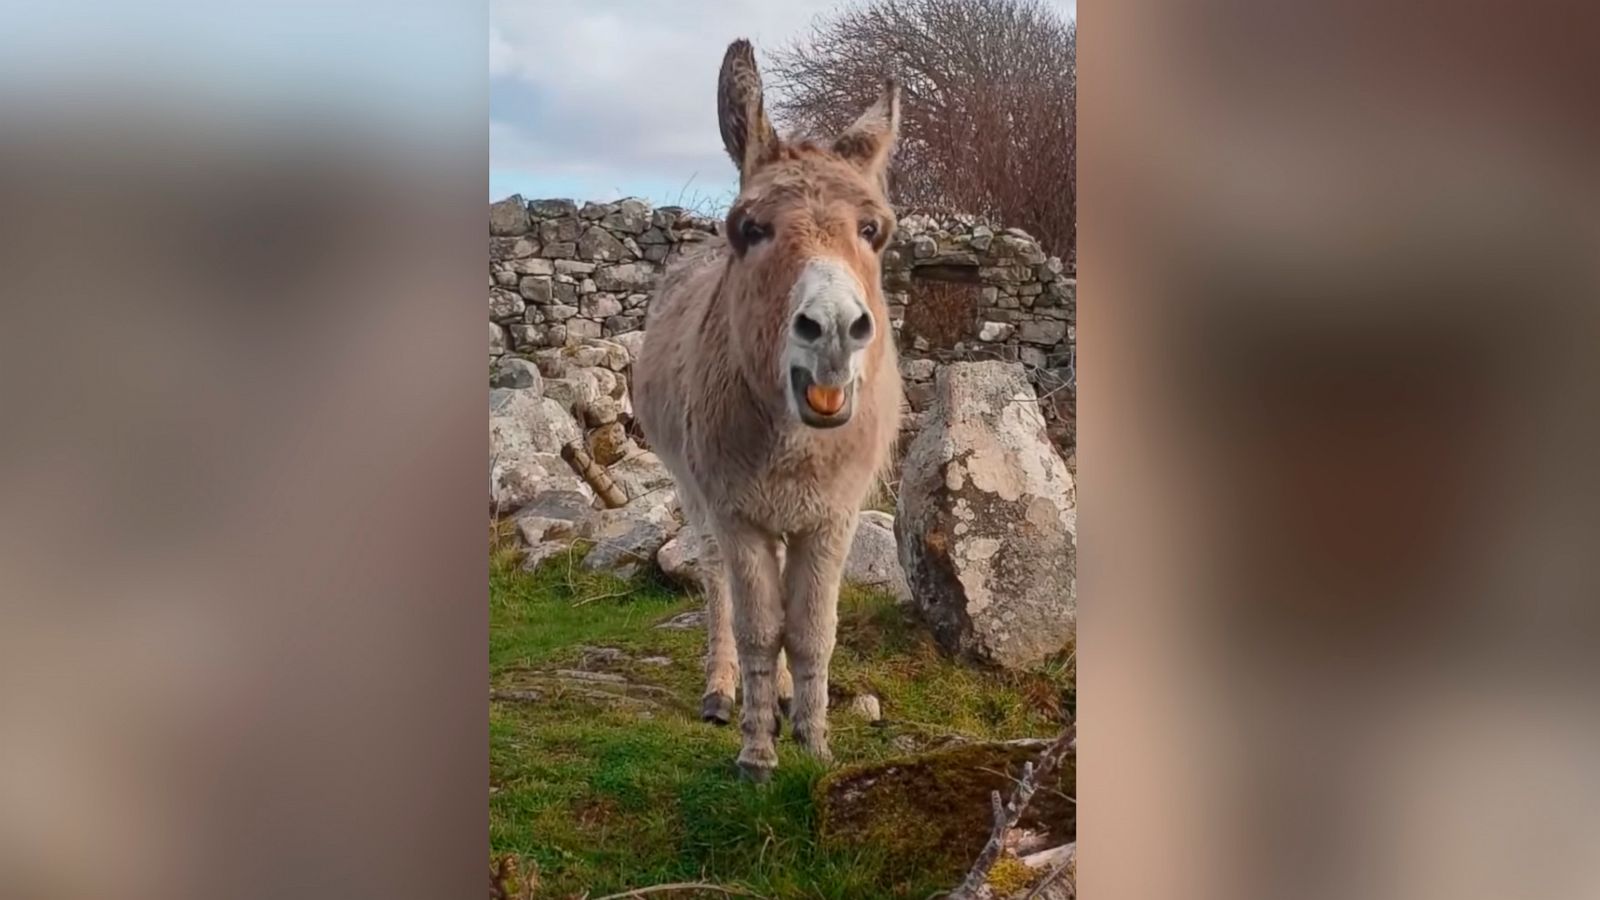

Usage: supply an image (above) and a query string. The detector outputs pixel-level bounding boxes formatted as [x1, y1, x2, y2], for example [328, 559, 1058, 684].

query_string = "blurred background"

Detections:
[1082, 1, 1600, 899]
[491, 0, 1077, 261]
[0, 0, 1596, 897]
[0, 2, 488, 898]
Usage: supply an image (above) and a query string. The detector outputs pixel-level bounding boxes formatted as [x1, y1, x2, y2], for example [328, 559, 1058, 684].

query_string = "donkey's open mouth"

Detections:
[790, 366, 855, 428]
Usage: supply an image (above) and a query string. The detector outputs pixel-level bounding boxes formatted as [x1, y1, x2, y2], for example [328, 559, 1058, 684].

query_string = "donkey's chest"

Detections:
[732, 442, 868, 533]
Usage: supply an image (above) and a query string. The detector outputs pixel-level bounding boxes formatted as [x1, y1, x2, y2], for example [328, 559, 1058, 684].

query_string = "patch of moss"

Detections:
[814, 742, 1075, 884]
[987, 855, 1036, 896]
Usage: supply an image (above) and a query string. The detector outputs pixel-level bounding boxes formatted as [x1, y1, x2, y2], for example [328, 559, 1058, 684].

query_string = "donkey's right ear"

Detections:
[717, 39, 780, 183]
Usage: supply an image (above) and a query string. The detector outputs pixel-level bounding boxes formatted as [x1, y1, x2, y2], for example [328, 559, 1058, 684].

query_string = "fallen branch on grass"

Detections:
[946, 723, 1076, 900]
[1022, 843, 1075, 899]
[489, 689, 544, 703]
[588, 882, 769, 900]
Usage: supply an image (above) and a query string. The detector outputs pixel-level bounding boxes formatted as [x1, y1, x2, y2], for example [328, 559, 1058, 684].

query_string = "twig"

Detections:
[1022, 842, 1076, 899]
[946, 723, 1076, 900]
[574, 588, 634, 606]
[588, 882, 768, 900]
[489, 689, 544, 703]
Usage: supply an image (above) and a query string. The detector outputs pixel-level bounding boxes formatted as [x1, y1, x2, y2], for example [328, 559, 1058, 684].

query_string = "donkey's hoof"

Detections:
[793, 730, 834, 764]
[736, 758, 776, 783]
[700, 692, 735, 726]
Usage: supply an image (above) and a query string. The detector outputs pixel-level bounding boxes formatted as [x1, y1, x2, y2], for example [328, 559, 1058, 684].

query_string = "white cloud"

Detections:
[490, 0, 1076, 202]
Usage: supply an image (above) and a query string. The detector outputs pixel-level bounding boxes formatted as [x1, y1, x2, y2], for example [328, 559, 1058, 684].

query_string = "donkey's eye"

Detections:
[739, 218, 771, 245]
[859, 221, 880, 242]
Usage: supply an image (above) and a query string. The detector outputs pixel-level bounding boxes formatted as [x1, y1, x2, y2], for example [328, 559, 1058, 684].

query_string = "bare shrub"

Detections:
[770, 0, 1077, 263]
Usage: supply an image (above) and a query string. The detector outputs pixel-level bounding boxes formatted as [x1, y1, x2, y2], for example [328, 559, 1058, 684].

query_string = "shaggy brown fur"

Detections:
[634, 39, 903, 779]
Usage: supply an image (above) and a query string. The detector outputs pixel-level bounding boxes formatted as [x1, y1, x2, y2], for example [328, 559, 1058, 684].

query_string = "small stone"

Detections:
[538, 217, 580, 244]
[490, 357, 543, 392]
[846, 694, 883, 723]
[518, 276, 553, 303]
[528, 198, 577, 219]
[911, 235, 937, 258]
[602, 198, 651, 234]
[613, 331, 646, 363]
[978, 321, 1015, 342]
[490, 322, 507, 356]
[594, 262, 655, 293]
[507, 324, 547, 350]
[510, 257, 553, 276]
[845, 511, 911, 603]
[490, 195, 530, 235]
[900, 359, 937, 381]
[554, 259, 598, 275]
[567, 319, 602, 341]
[1018, 319, 1068, 346]
[577, 226, 628, 261]
[582, 395, 617, 425]
[604, 314, 641, 334]
[490, 289, 525, 320]
[587, 421, 629, 465]
[542, 376, 597, 415]
[581, 293, 623, 319]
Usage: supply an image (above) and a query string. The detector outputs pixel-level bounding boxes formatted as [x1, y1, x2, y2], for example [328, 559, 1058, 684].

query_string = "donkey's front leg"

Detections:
[699, 541, 739, 726]
[720, 523, 785, 781]
[782, 514, 856, 763]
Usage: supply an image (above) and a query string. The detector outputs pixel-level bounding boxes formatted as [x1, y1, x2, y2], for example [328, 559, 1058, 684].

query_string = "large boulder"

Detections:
[490, 357, 543, 392]
[844, 511, 912, 603]
[489, 388, 592, 512]
[657, 524, 713, 590]
[607, 450, 675, 503]
[578, 494, 681, 580]
[895, 361, 1076, 668]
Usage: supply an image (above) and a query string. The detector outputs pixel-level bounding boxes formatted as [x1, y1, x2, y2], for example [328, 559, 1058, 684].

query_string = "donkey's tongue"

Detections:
[804, 384, 847, 416]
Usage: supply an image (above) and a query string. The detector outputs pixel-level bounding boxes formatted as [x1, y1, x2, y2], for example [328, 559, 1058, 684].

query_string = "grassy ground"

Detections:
[489, 540, 1072, 899]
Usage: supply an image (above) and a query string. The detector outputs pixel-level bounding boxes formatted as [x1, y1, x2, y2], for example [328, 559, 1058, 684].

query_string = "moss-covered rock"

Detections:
[815, 740, 1075, 883]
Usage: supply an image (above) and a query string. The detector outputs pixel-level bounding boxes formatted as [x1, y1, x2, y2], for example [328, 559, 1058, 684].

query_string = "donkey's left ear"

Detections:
[832, 78, 900, 177]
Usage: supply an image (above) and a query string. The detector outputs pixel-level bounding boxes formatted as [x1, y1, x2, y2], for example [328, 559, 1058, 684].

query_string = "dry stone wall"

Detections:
[490, 194, 1076, 450]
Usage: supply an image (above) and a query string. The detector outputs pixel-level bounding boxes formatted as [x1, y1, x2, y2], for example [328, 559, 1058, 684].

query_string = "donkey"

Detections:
[633, 39, 904, 780]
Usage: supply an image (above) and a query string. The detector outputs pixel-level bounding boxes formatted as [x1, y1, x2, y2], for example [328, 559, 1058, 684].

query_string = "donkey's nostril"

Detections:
[794, 314, 823, 342]
[848, 312, 874, 342]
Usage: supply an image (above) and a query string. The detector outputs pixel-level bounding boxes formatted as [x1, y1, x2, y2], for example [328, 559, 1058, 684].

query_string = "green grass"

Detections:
[489, 544, 1070, 899]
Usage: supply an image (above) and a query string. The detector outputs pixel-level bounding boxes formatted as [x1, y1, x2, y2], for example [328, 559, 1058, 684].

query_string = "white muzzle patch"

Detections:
[782, 259, 875, 428]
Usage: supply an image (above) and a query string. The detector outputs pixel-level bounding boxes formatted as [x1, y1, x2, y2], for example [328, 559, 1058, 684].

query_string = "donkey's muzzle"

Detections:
[790, 366, 855, 428]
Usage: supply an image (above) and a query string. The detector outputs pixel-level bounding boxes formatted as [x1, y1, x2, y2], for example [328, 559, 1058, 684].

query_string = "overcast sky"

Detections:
[490, 0, 1076, 208]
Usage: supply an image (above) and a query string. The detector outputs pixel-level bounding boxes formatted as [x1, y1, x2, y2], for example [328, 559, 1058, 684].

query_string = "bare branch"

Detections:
[769, 0, 1076, 260]
[588, 883, 769, 900]
[1022, 842, 1076, 899]
[946, 723, 1076, 899]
